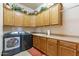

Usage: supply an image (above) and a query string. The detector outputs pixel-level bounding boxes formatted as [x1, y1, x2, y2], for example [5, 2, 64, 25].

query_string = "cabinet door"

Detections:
[36, 10, 50, 26]
[33, 36, 40, 49]
[59, 41, 76, 50]
[43, 10, 50, 26]
[76, 44, 79, 56]
[58, 46, 76, 56]
[40, 37, 47, 54]
[47, 45, 57, 56]
[36, 14, 43, 26]
[36, 14, 40, 26]
[77, 51, 79, 56]
[47, 39, 57, 56]
[50, 4, 62, 25]
[24, 15, 31, 27]
[30, 15, 36, 27]
[36, 37, 41, 49]
[40, 12, 44, 26]
[3, 8, 13, 25]
[13, 11, 24, 26]
[33, 36, 38, 48]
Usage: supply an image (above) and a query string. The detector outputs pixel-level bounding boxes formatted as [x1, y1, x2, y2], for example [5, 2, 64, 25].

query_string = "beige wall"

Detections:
[34, 3, 79, 36]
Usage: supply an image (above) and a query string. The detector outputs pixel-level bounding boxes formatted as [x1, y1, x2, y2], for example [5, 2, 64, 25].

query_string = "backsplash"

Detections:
[3, 26, 35, 33]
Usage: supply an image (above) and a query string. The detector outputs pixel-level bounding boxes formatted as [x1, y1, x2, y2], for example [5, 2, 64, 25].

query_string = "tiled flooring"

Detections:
[14, 50, 32, 56]
[14, 47, 46, 56]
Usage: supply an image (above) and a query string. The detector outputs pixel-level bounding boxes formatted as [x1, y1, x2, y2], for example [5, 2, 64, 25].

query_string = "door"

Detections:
[4, 37, 20, 51]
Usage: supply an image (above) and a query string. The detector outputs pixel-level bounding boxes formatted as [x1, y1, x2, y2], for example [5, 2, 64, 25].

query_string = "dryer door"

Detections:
[4, 37, 20, 51]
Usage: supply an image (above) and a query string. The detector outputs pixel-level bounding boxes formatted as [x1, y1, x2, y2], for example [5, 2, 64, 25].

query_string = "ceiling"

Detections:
[20, 3, 43, 10]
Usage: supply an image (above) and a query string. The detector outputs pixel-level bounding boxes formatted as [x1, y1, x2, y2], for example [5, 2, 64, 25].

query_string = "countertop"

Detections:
[33, 33, 79, 43]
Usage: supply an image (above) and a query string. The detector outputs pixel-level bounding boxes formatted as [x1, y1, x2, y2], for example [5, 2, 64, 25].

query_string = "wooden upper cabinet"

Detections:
[24, 15, 36, 27]
[50, 3, 62, 25]
[23, 14, 31, 27]
[36, 14, 42, 26]
[3, 8, 13, 26]
[30, 15, 36, 27]
[35, 3, 62, 27]
[35, 9, 50, 26]
[39, 12, 44, 26]
[13, 11, 24, 26]
[42, 9, 50, 26]
[35, 15, 39, 26]
[4, 3, 63, 27]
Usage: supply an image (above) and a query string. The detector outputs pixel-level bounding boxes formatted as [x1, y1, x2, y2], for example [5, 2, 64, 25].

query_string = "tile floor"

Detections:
[14, 47, 46, 56]
[14, 50, 32, 56]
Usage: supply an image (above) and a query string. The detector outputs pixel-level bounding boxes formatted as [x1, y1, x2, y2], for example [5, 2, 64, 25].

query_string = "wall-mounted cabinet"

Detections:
[3, 7, 35, 27]
[24, 15, 36, 27]
[36, 13, 43, 27]
[3, 8, 13, 26]
[3, 3, 63, 27]
[50, 3, 62, 25]
[43, 9, 50, 26]
[30, 15, 36, 27]
[35, 3, 62, 27]
[35, 9, 50, 27]
[23, 14, 31, 27]
[3, 7, 24, 26]
[13, 11, 24, 26]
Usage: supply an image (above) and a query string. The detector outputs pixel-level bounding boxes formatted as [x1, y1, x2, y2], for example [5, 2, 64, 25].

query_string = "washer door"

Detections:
[5, 37, 20, 51]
